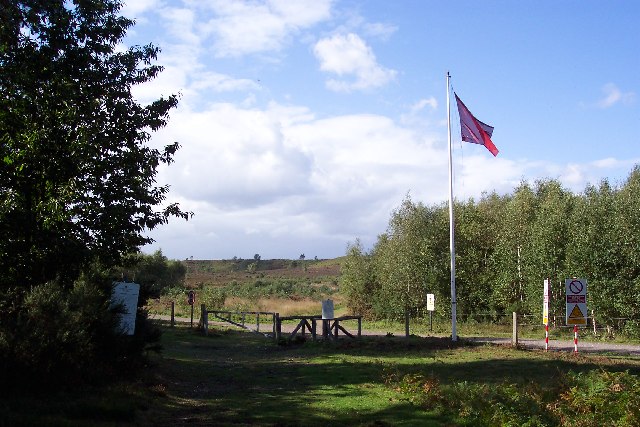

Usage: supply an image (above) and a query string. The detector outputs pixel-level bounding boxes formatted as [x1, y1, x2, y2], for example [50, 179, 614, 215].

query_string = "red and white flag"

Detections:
[454, 93, 499, 157]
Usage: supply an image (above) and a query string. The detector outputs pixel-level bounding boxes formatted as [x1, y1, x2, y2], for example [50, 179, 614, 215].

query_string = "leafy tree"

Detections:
[491, 182, 536, 312]
[0, 0, 188, 390]
[121, 249, 187, 301]
[566, 180, 618, 323]
[373, 196, 435, 330]
[455, 192, 505, 319]
[0, 0, 190, 292]
[341, 239, 375, 317]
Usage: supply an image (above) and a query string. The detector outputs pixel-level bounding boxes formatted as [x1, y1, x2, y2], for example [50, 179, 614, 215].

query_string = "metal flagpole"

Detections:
[446, 71, 457, 342]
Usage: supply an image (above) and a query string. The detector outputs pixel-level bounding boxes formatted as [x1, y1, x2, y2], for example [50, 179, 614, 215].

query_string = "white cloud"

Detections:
[313, 33, 397, 92]
[411, 97, 438, 112]
[153, 103, 314, 208]
[596, 83, 635, 108]
[121, 0, 162, 19]
[202, 0, 333, 57]
[362, 22, 398, 40]
[157, 6, 201, 45]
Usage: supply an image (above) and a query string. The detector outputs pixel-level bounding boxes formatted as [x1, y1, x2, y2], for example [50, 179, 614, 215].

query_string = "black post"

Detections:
[190, 303, 194, 328]
[429, 311, 433, 332]
[171, 301, 175, 327]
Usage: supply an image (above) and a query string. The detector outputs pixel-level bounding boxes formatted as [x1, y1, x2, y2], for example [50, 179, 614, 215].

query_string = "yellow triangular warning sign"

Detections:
[567, 304, 586, 325]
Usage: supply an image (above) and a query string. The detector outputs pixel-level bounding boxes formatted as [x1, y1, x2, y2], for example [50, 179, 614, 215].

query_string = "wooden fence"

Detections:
[201, 305, 277, 337]
[199, 304, 362, 341]
[277, 315, 362, 341]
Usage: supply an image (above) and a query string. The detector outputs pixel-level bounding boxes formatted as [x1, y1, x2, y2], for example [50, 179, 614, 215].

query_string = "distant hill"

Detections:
[181, 258, 344, 288]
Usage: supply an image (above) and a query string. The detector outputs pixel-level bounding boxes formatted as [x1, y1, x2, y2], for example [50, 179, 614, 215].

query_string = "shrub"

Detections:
[0, 279, 160, 394]
[552, 370, 640, 427]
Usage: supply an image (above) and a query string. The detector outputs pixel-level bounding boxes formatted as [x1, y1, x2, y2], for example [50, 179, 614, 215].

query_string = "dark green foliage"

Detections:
[345, 167, 640, 333]
[0, 0, 186, 390]
[0, 0, 190, 291]
[552, 370, 640, 426]
[341, 239, 376, 317]
[121, 250, 187, 301]
[385, 368, 640, 427]
[0, 278, 161, 394]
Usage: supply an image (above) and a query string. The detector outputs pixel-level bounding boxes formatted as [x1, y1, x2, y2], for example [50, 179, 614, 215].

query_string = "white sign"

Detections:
[111, 282, 140, 335]
[565, 278, 587, 326]
[543, 279, 549, 325]
[322, 299, 334, 319]
[426, 294, 435, 312]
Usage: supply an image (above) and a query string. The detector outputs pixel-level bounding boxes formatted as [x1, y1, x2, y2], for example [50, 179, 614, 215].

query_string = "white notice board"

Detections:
[111, 282, 140, 335]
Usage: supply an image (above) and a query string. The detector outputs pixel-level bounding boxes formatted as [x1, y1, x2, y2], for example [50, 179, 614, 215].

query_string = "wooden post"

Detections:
[311, 318, 317, 340]
[272, 313, 277, 338]
[275, 313, 281, 340]
[256, 313, 260, 333]
[357, 316, 362, 338]
[190, 303, 194, 328]
[512, 312, 518, 347]
[404, 308, 410, 338]
[170, 301, 175, 327]
[201, 304, 208, 335]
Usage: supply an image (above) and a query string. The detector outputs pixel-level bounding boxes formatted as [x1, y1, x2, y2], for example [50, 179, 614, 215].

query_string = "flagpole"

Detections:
[446, 71, 458, 342]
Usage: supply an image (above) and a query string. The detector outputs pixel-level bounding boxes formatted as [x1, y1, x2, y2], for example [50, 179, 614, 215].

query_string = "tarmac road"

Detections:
[465, 336, 640, 356]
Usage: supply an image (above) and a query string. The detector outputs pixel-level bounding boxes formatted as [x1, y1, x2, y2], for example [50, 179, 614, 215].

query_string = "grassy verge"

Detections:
[7, 322, 639, 426]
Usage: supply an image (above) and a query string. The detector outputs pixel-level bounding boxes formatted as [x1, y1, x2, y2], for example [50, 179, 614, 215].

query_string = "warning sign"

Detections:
[565, 278, 587, 326]
[567, 305, 586, 325]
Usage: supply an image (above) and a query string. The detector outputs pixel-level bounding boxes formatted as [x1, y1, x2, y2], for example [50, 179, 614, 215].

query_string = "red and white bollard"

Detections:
[545, 324, 549, 352]
[573, 325, 578, 353]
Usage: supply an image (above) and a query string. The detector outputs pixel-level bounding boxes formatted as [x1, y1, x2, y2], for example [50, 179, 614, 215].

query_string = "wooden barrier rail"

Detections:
[275, 314, 362, 341]
[201, 305, 277, 337]
[199, 305, 362, 342]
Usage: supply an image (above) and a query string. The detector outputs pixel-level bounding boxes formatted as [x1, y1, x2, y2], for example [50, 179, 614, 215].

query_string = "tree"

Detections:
[0, 0, 189, 390]
[122, 250, 187, 301]
[373, 196, 435, 333]
[0, 0, 190, 292]
[341, 239, 375, 317]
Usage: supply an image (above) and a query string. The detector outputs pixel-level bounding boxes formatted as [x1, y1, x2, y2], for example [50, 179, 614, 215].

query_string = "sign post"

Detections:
[187, 290, 196, 328]
[565, 278, 587, 353]
[543, 279, 549, 351]
[426, 294, 435, 332]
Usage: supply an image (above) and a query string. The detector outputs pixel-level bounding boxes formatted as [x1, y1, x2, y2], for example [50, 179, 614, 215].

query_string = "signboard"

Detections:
[565, 278, 587, 326]
[543, 279, 549, 325]
[322, 299, 334, 319]
[111, 282, 140, 335]
[426, 294, 435, 312]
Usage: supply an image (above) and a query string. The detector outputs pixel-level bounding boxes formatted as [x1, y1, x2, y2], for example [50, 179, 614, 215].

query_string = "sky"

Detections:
[120, 0, 639, 261]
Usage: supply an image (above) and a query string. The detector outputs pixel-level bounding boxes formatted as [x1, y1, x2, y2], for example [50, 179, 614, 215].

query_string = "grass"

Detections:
[4, 322, 640, 426]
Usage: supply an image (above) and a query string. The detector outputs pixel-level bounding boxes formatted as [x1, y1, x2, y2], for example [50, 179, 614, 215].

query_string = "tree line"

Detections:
[341, 166, 640, 336]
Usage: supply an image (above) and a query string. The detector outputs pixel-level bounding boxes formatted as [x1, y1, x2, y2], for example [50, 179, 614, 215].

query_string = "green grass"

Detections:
[144, 324, 640, 426]
[5, 322, 640, 426]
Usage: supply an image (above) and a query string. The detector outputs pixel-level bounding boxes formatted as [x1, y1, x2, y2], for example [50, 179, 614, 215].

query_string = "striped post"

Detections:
[545, 324, 549, 352]
[573, 325, 578, 353]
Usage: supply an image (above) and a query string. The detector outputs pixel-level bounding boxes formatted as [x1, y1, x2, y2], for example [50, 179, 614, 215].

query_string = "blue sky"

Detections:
[121, 0, 639, 260]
